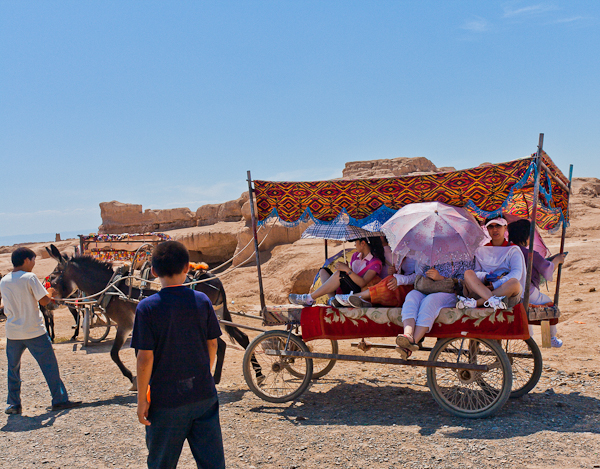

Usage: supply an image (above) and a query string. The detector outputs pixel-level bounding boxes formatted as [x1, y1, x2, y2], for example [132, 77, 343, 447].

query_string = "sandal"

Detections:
[395, 346, 413, 360]
[395, 334, 419, 352]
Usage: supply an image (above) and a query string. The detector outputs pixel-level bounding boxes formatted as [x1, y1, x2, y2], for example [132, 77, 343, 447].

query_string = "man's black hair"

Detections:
[484, 213, 506, 225]
[508, 219, 531, 247]
[152, 241, 190, 278]
[11, 247, 36, 267]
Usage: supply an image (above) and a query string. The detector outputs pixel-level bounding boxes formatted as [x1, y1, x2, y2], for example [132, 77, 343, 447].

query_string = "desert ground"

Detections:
[1, 178, 600, 469]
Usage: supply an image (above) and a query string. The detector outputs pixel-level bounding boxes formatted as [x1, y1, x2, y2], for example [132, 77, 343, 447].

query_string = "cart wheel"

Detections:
[243, 330, 313, 403]
[503, 338, 543, 398]
[287, 339, 338, 379]
[426, 337, 512, 419]
[88, 310, 111, 343]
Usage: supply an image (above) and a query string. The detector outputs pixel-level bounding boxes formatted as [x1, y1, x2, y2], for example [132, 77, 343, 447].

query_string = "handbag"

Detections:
[414, 274, 460, 295]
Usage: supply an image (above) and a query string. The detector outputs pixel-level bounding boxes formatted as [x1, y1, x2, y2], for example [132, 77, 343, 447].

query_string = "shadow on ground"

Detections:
[246, 380, 600, 439]
[1, 394, 136, 433]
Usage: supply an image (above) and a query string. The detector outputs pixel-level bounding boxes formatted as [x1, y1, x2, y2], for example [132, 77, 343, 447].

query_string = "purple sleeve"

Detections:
[534, 251, 555, 282]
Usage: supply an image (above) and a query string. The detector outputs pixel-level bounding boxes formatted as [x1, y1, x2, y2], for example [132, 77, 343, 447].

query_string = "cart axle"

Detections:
[265, 350, 489, 371]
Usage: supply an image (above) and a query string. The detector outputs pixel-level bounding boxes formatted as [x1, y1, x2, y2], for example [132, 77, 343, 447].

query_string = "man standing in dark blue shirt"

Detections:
[132, 241, 225, 469]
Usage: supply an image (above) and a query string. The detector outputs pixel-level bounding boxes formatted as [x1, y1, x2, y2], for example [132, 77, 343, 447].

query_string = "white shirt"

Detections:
[474, 245, 527, 298]
[0, 271, 48, 340]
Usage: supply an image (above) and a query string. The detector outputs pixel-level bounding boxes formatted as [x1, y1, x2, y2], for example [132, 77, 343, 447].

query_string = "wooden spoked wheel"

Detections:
[503, 338, 543, 398]
[83, 307, 111, 346]
[287, 339, 338, 379]
[243, 330, 313, 403]
[426, 338, 512, 418]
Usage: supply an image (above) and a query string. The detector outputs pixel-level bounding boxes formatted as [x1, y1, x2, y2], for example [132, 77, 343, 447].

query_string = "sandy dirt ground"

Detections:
[1, 180, 600, 469]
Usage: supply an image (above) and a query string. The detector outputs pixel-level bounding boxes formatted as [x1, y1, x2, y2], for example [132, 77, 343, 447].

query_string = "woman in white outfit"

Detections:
[395, 259, 474, 359]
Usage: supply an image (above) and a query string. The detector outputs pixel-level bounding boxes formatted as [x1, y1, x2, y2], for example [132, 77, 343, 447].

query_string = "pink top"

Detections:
[350, 252, 383, 277]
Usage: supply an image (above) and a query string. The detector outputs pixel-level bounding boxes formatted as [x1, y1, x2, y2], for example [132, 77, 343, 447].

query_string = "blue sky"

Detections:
[1, 1, 598, 242]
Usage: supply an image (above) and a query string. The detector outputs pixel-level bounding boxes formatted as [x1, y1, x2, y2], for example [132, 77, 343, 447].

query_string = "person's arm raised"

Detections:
[38, 287, 56, 307]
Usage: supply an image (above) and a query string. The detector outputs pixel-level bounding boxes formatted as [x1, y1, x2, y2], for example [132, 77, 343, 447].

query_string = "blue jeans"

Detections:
[6, 333, 69, 407]
[146, 396, 225, 469]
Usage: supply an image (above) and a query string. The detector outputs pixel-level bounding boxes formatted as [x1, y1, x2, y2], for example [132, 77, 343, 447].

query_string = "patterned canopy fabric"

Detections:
[254, 151, 569, 232]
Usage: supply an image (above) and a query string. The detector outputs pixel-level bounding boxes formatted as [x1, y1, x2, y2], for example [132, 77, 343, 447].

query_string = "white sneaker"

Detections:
[484, 296, 507, 311]
[334, 294, 353, 307]
[551, 336, 563, 348]
[288, 294, 314, 306]
[328, 296, 342, 307]
[456, 296, 477, 309]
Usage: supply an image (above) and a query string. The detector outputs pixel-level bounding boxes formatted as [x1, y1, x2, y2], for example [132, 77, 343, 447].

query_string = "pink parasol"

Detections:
[381, 202, 486, 266]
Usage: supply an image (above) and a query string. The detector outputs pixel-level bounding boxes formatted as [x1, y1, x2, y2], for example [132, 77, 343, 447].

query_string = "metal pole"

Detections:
[523, 133, 544, 313]
[553, 164, 574, 306]
[324, 239, 328, 261]
[246, 171, 266, 312]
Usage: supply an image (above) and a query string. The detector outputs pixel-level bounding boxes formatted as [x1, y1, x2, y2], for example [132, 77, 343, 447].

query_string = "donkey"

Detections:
[46, 245, 261, 389]
[188, 269, 263, 381]
[47, 245, 140, 387]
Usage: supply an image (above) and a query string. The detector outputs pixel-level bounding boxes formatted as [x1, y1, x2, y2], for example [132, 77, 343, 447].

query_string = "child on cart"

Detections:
[132, 241, 225, 469]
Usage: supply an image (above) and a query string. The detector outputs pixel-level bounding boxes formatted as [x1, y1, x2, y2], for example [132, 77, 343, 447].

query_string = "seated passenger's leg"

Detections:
[413, 292, 458, 343]
[491, 278, 521, 306]
[310, 270, 342, 300]
[365, 276, 412, 307]
[462, 270, 493, 307]
[400, 290, 426, 342]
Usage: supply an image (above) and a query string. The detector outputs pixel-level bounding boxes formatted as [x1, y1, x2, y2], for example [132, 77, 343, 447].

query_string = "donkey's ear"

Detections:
[45, 246, 54, 258]
[49, 244, 63, 261]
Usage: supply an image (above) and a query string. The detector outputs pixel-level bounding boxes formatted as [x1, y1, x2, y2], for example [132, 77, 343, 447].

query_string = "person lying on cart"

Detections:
[457, 215, 526, 311]
[288, 237, 385, 306]
[395, 258, 474, 359]
[334, 237, 416, 308]
[508, 218, 566, 347]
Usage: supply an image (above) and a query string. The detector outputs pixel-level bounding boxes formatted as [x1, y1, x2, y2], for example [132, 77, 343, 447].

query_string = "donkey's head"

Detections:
[46, 244, 76, 299]
[46, 245, 115, 297]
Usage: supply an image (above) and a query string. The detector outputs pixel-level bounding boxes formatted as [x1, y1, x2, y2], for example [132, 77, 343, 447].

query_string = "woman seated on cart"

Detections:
[288, 237, 385, 306]
[508, 218, 566, 347]
[334, 237, 416, 308]
[395, 259, 474, 359]
[457, 215, 526, 311]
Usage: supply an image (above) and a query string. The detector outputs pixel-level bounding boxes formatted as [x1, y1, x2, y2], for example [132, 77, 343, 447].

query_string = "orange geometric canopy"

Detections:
[255, 151, 569, 232]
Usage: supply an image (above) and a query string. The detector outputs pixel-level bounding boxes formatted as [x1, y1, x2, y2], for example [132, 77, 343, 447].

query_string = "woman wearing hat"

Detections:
[457, 215, 525, 311]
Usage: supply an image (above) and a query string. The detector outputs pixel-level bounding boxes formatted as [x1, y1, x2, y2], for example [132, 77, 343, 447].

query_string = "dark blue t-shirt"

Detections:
[131, 286, 222, 409]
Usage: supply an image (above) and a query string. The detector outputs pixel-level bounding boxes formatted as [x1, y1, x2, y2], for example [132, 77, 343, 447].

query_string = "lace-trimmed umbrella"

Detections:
[381, 202, 486, 266]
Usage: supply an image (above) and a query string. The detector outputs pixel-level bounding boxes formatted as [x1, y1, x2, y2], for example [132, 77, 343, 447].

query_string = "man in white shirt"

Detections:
[0, 247, 81, 414]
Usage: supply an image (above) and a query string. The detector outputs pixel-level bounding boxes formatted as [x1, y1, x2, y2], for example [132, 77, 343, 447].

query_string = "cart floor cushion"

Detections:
[298, 303, 529, 342]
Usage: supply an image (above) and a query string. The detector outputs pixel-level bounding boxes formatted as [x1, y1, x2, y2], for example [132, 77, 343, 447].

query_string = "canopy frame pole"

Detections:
[523, 134, 544, 314]
[324, 239, 328, 261]
[247, 171, 266, 313]
[553, 164, 574, 307]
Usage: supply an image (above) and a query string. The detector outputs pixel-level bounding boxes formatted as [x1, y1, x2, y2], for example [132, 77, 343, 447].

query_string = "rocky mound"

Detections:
[342, 156, 455, 178]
